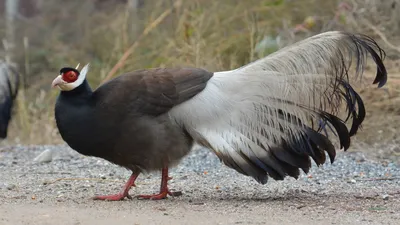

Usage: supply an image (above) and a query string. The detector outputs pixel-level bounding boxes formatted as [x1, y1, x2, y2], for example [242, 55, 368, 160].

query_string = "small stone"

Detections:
[6, 183, 16, 190]
[191, 202, 205, 205]
[355, 155, 365, 163]
[382, 194, 390, 200]
[348, 179, 356, 184]
[170, 191, 182, 197]
[33, 149, 53, 163]
[179, 175, 188, 180]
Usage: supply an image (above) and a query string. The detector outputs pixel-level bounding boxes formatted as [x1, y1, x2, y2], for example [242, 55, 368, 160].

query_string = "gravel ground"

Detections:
[0, 145, 400, 225]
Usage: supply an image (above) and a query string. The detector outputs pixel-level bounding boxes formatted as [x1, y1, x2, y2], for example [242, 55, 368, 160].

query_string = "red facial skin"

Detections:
[62, 70, 78, 83]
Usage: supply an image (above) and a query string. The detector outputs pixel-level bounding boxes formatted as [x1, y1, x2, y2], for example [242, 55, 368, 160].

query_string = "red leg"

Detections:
[93, 172, 139, 201]
[137, 167, 179, 200]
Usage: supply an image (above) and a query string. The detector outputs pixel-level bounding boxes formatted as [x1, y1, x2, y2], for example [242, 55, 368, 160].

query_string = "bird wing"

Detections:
[169, 31, 387, 184]
[94, 67, 213, 116]
[0, 60, 19, 138]
[0, 61, 19, 102]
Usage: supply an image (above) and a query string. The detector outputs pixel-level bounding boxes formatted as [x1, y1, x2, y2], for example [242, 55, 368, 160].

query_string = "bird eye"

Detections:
[62, 71, 78, 82]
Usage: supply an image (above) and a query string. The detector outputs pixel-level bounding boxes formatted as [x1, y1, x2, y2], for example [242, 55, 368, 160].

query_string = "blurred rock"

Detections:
[5, 183, 16, 190]
[382, 194, 390, 200]
[33, 149, 53, 163]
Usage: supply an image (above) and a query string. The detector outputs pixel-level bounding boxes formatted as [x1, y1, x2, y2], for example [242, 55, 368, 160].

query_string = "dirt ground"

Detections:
[1, 194, 400, 225]
[1, 145, 400, 225]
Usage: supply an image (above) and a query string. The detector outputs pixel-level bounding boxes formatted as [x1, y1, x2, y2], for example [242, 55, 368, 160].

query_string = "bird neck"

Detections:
[60, 79, 93, 98]
[56, 79, 98, 156]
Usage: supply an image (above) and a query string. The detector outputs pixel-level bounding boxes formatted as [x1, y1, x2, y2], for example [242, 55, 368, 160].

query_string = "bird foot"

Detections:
[92, 193, 132, 201]
[136, 189, 181, 200]
[92, 173, 138, 201]
[136, 167, 181, 200]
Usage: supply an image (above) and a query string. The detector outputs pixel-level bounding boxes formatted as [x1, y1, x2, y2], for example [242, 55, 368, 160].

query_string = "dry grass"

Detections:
[0, 0, 399, 147]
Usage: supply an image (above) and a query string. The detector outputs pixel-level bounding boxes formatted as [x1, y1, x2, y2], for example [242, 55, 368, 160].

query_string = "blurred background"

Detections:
[0, 0, 399, 162]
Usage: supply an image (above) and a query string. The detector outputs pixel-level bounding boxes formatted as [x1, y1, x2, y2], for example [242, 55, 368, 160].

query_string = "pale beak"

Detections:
[52, 75, 65, 88]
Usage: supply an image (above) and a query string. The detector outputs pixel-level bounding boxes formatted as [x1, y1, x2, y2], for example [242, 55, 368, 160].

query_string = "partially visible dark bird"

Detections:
[0, 60, 19, 139]
[52, 31, 388, 201]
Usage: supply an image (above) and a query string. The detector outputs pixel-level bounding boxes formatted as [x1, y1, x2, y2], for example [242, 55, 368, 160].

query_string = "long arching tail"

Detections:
[169, 31, 387, 184]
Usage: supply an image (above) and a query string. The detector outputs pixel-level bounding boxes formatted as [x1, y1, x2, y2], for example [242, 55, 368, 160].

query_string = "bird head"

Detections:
[52, 63, 90, 91]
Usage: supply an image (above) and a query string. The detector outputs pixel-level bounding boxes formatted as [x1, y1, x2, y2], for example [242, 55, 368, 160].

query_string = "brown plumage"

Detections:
[91, 68, 213, 172]
[52, 31, 388, 201]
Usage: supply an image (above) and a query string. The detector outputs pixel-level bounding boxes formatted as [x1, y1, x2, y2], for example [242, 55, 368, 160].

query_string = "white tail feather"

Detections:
[169, 31, 387, 183]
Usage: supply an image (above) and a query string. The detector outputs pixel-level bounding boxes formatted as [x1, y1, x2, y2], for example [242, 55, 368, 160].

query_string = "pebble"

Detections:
[348, 179, 357, 184]
[33, 149, 53, 163]
[382, 194, 390, 200]
[6, 183, 16, 190]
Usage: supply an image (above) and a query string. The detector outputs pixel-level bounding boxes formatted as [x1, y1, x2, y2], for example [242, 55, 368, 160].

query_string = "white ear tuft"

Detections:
[75, 63, 80, 70]
[79, 63, 90, 77]
[74, 63, 90, 86]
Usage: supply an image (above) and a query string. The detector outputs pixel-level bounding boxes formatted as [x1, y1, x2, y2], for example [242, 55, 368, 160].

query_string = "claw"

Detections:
[136, 189, 180, 200]
[93, 193, 132, 201]
[137, 191, 171, 200]
[92, 173, 139, 201]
